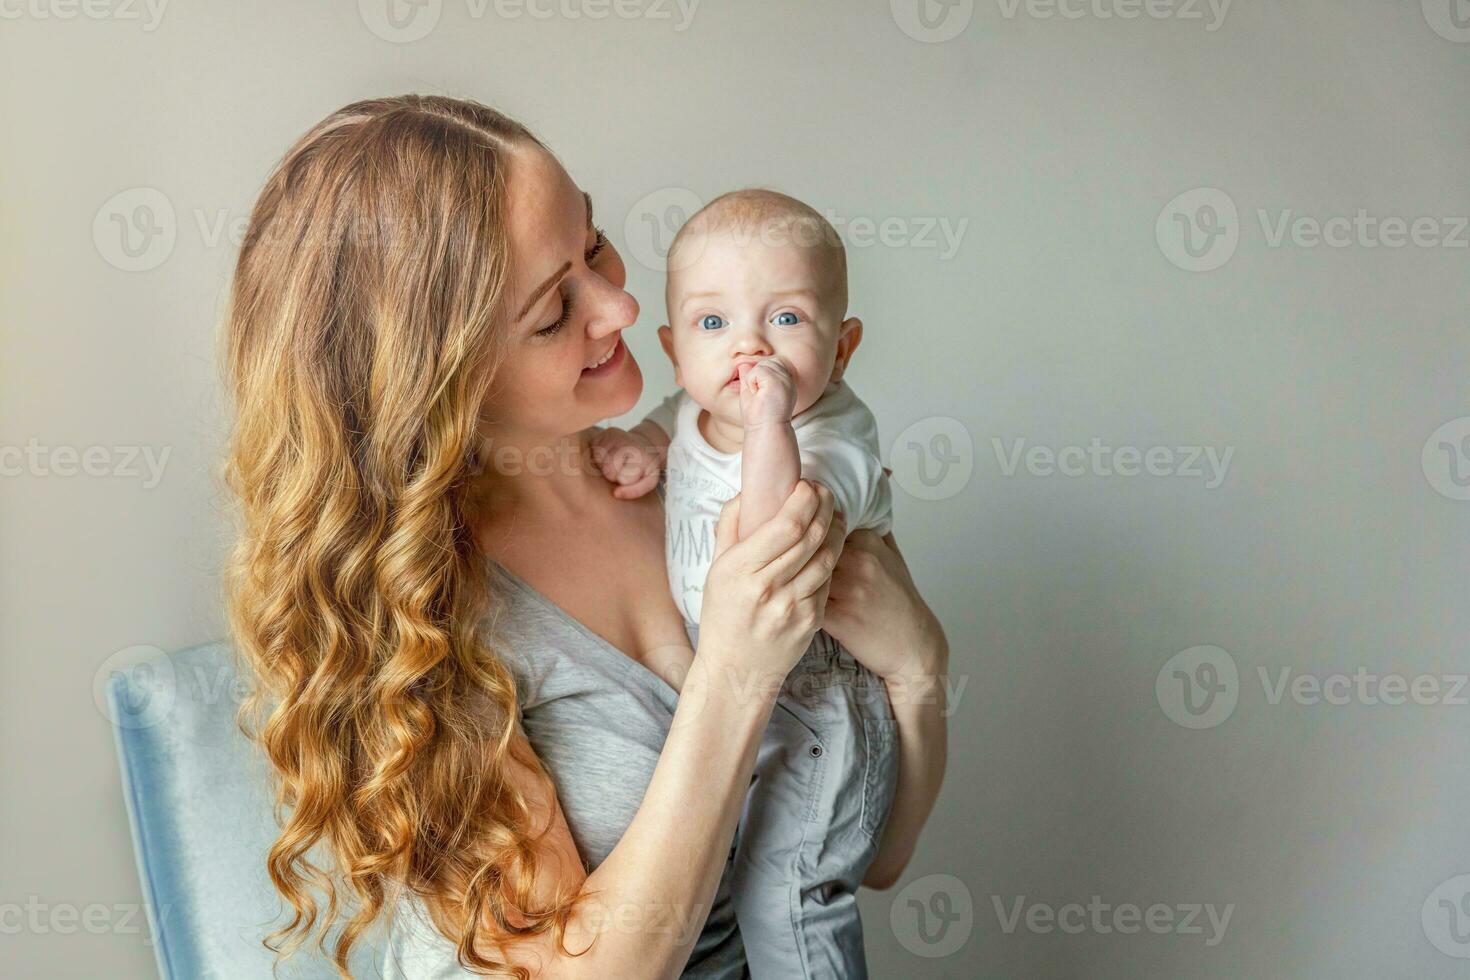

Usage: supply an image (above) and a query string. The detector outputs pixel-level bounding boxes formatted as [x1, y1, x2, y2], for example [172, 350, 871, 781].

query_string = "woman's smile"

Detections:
[579, 333, 628, 380]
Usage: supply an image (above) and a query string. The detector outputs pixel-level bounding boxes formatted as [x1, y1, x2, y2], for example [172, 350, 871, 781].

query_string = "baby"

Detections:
[592, 189, 899, 978]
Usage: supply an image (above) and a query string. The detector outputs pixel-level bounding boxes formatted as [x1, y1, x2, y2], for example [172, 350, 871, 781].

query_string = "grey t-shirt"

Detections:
[379, 554, 748, 979]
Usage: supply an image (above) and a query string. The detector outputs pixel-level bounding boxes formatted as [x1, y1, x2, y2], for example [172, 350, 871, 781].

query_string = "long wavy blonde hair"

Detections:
[221, 95, 582, 978]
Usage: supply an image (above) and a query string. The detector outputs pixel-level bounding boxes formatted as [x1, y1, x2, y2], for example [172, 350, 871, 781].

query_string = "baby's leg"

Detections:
[731, 632, 895, 979]
[729, 701, 817, 978]
[737, 358, 800, 538]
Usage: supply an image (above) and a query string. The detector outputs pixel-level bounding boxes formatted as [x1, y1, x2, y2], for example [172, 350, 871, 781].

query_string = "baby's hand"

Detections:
[738, 357, 797, 427]
[590, 426, 663, 499]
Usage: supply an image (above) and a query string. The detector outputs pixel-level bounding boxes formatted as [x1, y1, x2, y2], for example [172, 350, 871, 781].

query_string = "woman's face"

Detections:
[483, 144, 642, 444]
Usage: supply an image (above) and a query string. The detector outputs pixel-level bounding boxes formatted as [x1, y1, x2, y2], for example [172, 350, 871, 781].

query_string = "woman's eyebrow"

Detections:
[515, 193, 596, 324]
[516, 261, 572, 322]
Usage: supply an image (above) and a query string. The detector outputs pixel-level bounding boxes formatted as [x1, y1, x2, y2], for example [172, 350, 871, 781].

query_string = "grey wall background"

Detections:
[2, 1, 1467, 977]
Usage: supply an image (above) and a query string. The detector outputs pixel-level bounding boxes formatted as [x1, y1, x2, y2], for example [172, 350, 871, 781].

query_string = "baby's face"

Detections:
[659, 228, 855, 425]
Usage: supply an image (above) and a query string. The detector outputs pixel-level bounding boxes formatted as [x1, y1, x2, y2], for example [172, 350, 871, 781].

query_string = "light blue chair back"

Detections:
[107, 640, 387, 979]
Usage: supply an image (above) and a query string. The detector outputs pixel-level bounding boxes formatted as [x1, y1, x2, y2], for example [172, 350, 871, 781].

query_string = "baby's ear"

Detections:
[830, 317, 864, 383]
[657, 324, 682, 386]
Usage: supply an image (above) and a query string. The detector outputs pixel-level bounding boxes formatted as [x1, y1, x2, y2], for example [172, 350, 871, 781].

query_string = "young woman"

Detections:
[222, 95, 948, 978]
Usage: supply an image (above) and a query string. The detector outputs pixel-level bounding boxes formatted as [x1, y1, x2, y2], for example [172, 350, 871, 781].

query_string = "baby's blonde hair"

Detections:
[668, 188, 849, 310]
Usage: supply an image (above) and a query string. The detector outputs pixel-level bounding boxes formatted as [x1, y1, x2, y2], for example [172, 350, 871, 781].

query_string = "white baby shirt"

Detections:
[642, 380, 893, 625]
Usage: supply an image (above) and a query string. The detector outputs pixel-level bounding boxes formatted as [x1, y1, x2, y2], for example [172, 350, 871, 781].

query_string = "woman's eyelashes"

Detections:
[587, 226, 608, 262]
[534, 228, 611, 338]
[536, 300, 572, 337]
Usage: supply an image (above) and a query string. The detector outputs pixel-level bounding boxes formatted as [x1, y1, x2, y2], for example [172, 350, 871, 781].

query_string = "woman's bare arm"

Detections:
[490, 482, 845, 978]
[821, 529, 950, 889]
[865, 651, 948, 887]
[496, 669, 775, 978]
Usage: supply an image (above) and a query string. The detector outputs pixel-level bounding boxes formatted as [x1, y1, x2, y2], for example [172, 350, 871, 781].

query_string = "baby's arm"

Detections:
[737, 359, 801, 539]
[638, 390, 681, 448]
[630, 417, 672, 455]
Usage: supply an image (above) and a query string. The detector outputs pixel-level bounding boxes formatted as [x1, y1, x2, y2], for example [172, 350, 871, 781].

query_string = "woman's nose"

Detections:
[585, 280, 639, 338]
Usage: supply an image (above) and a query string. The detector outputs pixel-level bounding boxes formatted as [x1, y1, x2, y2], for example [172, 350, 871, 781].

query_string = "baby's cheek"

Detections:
[692, 351, 730, 390]
[791, 349, 827, 388]
[806, 379, 830, 411]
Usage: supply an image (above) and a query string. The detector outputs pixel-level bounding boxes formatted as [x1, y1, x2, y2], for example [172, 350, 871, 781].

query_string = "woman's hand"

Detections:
[493, 481, 846, 979]
[696, 480, 847, 683]
[823, 529, 948, 682]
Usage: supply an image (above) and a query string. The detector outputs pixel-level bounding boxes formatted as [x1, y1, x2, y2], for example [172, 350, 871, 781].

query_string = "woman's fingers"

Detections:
[711, 492, 743, 561]
[721, 481, 821, 569]
[759, 481, 836, 585]
[790, 506, 848, 599]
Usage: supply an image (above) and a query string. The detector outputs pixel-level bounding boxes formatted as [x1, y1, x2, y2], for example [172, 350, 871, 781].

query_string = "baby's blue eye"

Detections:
[699, 314, 726, 331]
[772, 312, 800, 326]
